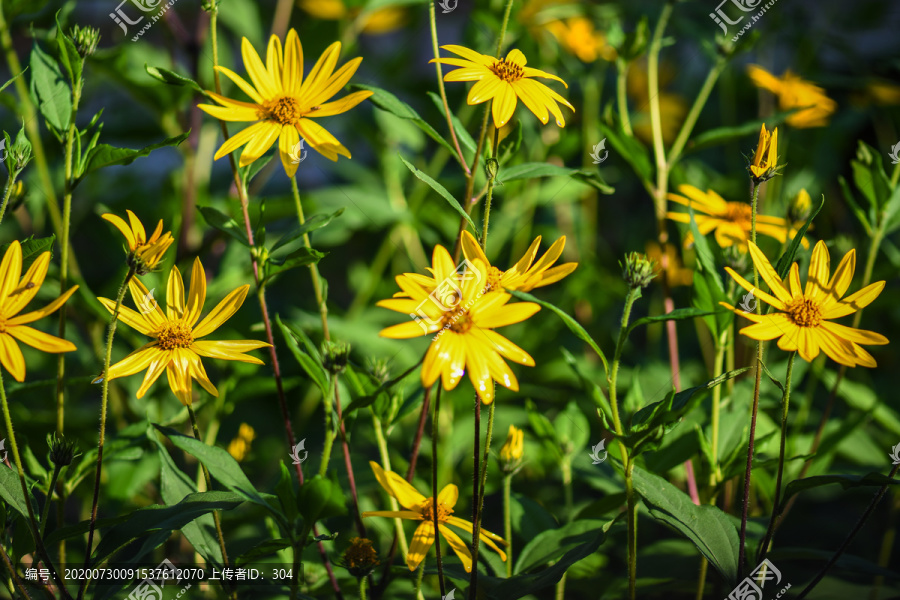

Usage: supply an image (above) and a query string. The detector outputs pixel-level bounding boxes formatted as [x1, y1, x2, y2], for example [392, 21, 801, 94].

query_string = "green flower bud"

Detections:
[620, 252, 657, 289]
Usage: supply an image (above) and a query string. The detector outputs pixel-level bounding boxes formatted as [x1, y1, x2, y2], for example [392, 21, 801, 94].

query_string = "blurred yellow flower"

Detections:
[97, 258, 269, 405]
[667, 184, 807, 251]
[645, 242, 692, 287]
[377, 246, 540, 404]
[862, 81, 900, 106]
[102, 210, 174, 274]
[546, 17, 616, 63]
[431, 45, 574, 128]
[297, 0, 407, 34]
[362, 461, 507, 572]
[721, 241, 887, 367]
[499, 424, 524, 463]
[789, 189, 812, 224]
[747, 65, 837, 128]
[749, 124, 778, 181]
[0, 241, 78, 382]
[227, 423, 256, 462]
[627, 60, 687, 145]
[199, 29, 372, 176]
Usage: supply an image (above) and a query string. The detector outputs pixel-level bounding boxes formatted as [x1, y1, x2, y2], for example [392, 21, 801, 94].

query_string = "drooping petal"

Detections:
[510, 79, 549, 124]
[191, 340, 268, 364]
[8, 285, 79, 326]
[186, 351, 218, 397]
[438, 524, 473, 573]
[137, 352, 171, 398]
[407, 522, 435, 571]
[480, 329, 535, 366]
[7, 326, 76, 353]
[465, 337, 495, 403]
[102, 346, 159, 382]
[0, 334, 26, 381]
[369, 461, 427, 510]
[166, 352, 194, 405]
[193, 285, 251, 339]
[214, 121, 272, 161]
[491, 82, 517, 127]
[278, 124, 300, 178]
[438, 333, 466, 390]
[821, 321, 889, 346]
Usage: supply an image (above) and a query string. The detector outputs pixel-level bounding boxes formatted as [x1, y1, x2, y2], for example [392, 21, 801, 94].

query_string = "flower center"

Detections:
[260, 95, 302, 126]
[786, 296, 822, 327]
[483, 266, 504, 293]
[442, 307, 474, 334]
[156, 321, 194, 350]
[492, 58, 524, 83]
[421, 498, 453, 523]
[724, 202, 752, 225]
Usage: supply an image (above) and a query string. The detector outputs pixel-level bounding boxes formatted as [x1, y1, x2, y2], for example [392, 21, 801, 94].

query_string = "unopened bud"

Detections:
[620, 252, 657, 289]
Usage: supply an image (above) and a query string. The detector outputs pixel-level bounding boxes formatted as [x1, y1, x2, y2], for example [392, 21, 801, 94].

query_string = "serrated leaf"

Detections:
[0, 235, 56, 270]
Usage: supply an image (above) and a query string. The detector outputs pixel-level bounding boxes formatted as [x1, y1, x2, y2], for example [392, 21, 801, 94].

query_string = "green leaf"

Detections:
[55, 12, 81, 86]
[554, 402, 590, 455]
[0, 235, 56, 270]
[271, 209, 345, 252]
[0, 68, 27, 95]
[274, 462, 299, 524]
[686, 109, 799, 153]
[781, 473, 899, 512]
[514, 518, 612, 574]
[598, 120, 651, 182]
[625, 307, 714, 338]
[81, 132, 190, 180]
[774, 193, 823, 279]
[398, 154, 479, 236]
[632, 464, 740, 585]
[29, 42, 71, 131]
[236, 539, 293, 567]
[298, 475, 347, 524]
[500, 162, 614, 194]
[427, 91, 476, 155]
[508, 289, 609, 375]
[199, 206, 251, 247]
[687, 207, 723, 293]
[0, 461, 39, 520]
[561, 348, 613, 428]
[145, 64, 207, 95]
[276, 316, 330, 397]
[261, 247, 326, 287]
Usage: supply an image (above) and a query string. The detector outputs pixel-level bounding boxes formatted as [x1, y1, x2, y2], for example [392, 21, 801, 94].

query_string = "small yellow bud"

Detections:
[499, 425, 524, 472]
[789, 189, 812, 223]
[749, 124, 779, 182]
[227, 423, 255, 462]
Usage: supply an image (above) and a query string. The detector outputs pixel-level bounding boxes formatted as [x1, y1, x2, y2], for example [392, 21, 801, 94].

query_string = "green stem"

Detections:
[319, 375, 337, 477]
[429, 2, 469, 174]
[481, 126, 500, 251]
[39, 464, 62, 537]
[0, 169, 18, 227]
[494, 0, 515, 56]
[757, 351, 797, 563]
[291, 176, 330, 340]
[647, 0, 675, 224]
[372, 415, 410, 559]
[667, 55, 728, 168]
[432, 386, 446, 596]
[358, 576, 367, 600]
[0, 541, 32, 600]
[503, 474, 512, 578]
[469, 400, 496, 599]
[413, 561, 425, 599]
[615, 58, 633, 137]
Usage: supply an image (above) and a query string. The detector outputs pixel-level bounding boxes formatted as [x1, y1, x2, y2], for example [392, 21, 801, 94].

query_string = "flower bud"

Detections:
[340, 537, 379, 578]
[70, 25, 100, 57]
[620, 252, 657, 289]
[499, 425, 524, 474]
[322, 340, 351, 374]
[48, 433, 78, 467]
[788, 189, 811, 224]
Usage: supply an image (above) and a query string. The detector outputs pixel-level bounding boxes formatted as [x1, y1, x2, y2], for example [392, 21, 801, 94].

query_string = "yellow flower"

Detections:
[431, 45, 574, 128]
[340, 537, 380, 578]
[747, 65, 837, 129]
[789, 189, 812, 224]
[298, 0, 406, 34]
[97, 258, 270, 405]
[361, 461, 507, 572]
[227, 423, 256, 462]
[862, 81, 900, 106]
[198, 29, 373, 176]
[721, 241, 888, 367]
[749, 124, 779, 181]
[499, 424, 524, 463]
[0, 241, 78, 382]
[377, 246, 540, 404]
[102, 210, 174, 274]
[645, 242, 692, 287]
[462, 230, 576, 293]
[667, 184, 807, 252]
[546, 18, 616, 63]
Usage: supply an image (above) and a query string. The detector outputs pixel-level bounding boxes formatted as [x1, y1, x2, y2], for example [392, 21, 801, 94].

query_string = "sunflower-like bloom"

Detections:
[747, 65, 837, 129]
[0, 241, 78, 381]
[749, 124, 779, 181]
[198, 29, 373, 176]
[97, 258, 270, 405]
[431, 45, 574, 128]
[721, 241, 888, 367]
[102, 210, 174, 275]
[378, 246, 540, 404]
[362, 462, 507, 572]
[546, 18, 616, 63]
[667, 184, 807, 251]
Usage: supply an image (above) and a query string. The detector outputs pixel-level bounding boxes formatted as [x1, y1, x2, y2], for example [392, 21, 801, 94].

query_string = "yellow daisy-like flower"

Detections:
[721, 241, 888, 367]
[747, 65, 837, 129]
[298, 0, 407, 34]
[227, 423, 256, 462]
[102, 210, 174, 274]
[378, 246, 540, 404]
[667, 184, 807, 251]
[198, 29, 373, 176]
[97, 258, 270, 405]
[645, 242, 692, 287]
[546, 17, 617, 63]
[431, 45, 574, 128]
[0, 241, 78, 382]
[362, 461, 507, 572]
[749, 124, 779, 181]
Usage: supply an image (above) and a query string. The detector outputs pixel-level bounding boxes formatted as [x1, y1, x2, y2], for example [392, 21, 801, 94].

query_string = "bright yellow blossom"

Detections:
[431, 45, 574, 128]
[298, 0, 407, 34]
[198, 29, 372, 176]
[546, 18, 616, 63]
[97, 258, 269, 405]
[227, 423, 256, 462]
[721, 241, 888, 367]
[0, 241, 78, 381]
[102, 210, 174, 274]
[747, 65, 837, 128]
[499, 425, 524, 463]
[362, 461, 507, 572]
[749, 124, 779, 181]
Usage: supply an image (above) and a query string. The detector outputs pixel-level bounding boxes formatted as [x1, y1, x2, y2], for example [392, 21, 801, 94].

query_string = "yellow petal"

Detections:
[438, 524, 473, 573]
[805, 240, 831, 300]
[166, 264, 186, 321]
[191, 340, 268, 365]
[187, 351, 218, 397]
[214, 121, 271, 161]
[166, 353, 193, 405]
[722, 266, 786, 312]
[491, 83, 517, 127]
[439, 333, 466, 390]
[184, 258, 207, 328]
[295, 119, 350, 161]
[821, 248, 855, 308]
[197, 102, 260, 122]
[0, 334, 26, 381]
[822, 280, 885, 319]
[476, 301, 540, 328]
[362, 510, 421, 519]
[437, 484, 458, 508]
[126, 210, 147, 244]
[737, 314, 793, 341]
[265, 34, 284, 90]
[747, 242, 792, 304]
[511, 79, 549, 124]
[8, 285, 78, 326]
[239, 122, 281, 167]
[467, 76, 503, 105]
[7, 326, 76, 353]
[100, 346, 158, 383]
[407, 522, 435, 571]
[369, 461, 427, 510]
[193, 285, 250, 339]
[481, 330, 535, 366]
[300, 42, 341, 99]
[282, 29, 303, 95]
[278, 124, 300, 179]
[101, 214, 137, 249]
[5, 252, 51, 316]
[215, 66, 264, 104]
[137, 352, 170, 398]
[440, 45, 494, 67]
[466, 338, 495, 404]
[821, 321, 889, 346]
[0, 241, 23, 302]
[380, 320, 435, 339]
[308, 57, 363, 107]
[241, 36, 278, 99]
[306, 90, 373, 118]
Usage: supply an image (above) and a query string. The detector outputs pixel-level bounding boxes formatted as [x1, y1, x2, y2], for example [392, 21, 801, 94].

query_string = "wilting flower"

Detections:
[0, 241, 78, 381]
[362, 461, 507, 572]
[96, 258, 269, 405]
[645, 242, 692, 287]
[431, 45, 574, 128]
[199, 29, 372, 176]
[377, 246, 540, 404]
[102, 210, 174, 275]
[298, 0, 406, 34]
[747, 65, 837, 128]
[749, 124, 779, 182]
[227, 423, 256, 462]
[546, 18, 616, 63]
[721, 241, 888, 367]
[339, 537, 380, 578]
[667, 184, 807, 251]
[499, 424, 524, 472]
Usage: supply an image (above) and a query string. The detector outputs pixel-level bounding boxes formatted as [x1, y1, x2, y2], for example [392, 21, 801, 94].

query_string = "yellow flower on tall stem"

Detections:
[667, 184, 806, 251]
[721, 241, 888, 367]
[0, 241, 78, 381]
[198, 28, 373, 176]
[102, 210, 174, 274]
[431, 45, 574, 128]
[546, 17, 617, 63]
[378, 246, 540, 404]
[749, 124, 779, 181]
[747, 65, 837, 128]
[96, 258, 270, 405]
[362, 461, 507, 572]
